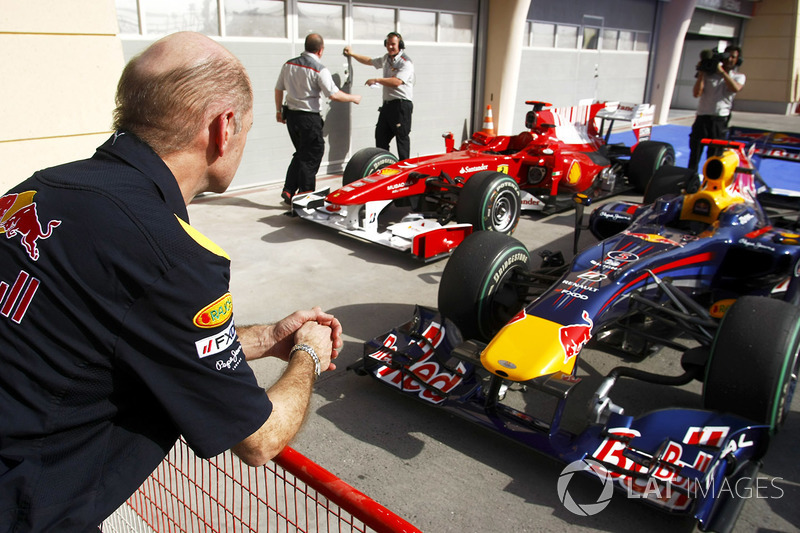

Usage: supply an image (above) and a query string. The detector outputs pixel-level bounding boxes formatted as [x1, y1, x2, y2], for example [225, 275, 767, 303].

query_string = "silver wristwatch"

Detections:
[290, 343, 321, 379]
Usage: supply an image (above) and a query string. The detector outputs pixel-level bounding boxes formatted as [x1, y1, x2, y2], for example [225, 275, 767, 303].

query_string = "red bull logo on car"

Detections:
[624, 231, 683, 247]
[559, 310, 593, 364]
[367, 321, 466, 404]
[0, 191, 61, 261]
[590, 425, 740, 512]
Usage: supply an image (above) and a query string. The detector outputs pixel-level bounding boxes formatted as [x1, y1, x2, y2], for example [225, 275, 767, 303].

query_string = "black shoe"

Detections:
[281, 190, 293, 205]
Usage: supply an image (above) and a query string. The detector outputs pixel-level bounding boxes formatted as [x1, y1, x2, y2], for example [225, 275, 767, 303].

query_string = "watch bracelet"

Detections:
[290, 343, 321, 378]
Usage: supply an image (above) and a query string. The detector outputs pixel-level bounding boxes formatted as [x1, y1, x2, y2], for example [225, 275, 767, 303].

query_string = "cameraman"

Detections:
[688, 45, 745, 171]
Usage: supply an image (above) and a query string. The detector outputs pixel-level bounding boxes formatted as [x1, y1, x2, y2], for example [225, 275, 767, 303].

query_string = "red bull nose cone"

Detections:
[480, 310, 590, 382]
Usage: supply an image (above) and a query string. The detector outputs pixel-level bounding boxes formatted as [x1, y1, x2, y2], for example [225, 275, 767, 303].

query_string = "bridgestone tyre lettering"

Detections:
[342, 147, 399, 185]
[627, 141, 676, 193]
[642, 165, 700, 205]
[438, 231, 530, 342]
[703, 295, 800, 432]
[456, 171, 521, 234]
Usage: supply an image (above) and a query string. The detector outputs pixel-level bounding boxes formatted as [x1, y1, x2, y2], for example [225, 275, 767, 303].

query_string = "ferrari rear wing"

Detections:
[594, 102, 655, 143]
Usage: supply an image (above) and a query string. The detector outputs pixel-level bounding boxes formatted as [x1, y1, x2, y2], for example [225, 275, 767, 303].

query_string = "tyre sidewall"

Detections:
[476, 244, 530, 339]
[628, 141, 675, 193]
[704, 295, 800, 431]
[438, 232, 530, 341]
[343, 148, 398, 185]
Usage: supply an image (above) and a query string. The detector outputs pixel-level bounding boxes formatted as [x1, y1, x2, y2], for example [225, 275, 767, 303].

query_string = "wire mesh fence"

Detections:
[101, 438, 420, 533]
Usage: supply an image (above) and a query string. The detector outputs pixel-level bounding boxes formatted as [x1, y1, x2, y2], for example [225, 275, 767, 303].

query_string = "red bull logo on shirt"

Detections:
[0, 191, 61, 261]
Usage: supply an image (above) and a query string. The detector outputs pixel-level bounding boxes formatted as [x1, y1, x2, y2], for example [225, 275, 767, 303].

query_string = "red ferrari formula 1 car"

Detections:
[292, 100, 676, 261]
[354, 138, 799, 531]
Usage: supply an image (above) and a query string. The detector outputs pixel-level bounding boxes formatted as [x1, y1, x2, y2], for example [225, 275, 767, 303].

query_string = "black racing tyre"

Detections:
[642, 165, 700, 204]
[455, 171, 521, 234]
[438, 231, 530, 342]
[627, 141, 676, 193]
[703, 296, 800, 432]
[342, 147, 399, 185]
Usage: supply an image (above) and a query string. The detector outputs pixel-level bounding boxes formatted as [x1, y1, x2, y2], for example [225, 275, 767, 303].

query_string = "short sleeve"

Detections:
[394, 59, 414, 85]
[317, 68, 340, 98]
[275, 64, 287, 91]
[115, 256, 272, 458]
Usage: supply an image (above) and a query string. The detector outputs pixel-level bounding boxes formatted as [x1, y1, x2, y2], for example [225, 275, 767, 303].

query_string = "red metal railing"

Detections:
[101, 438, 420, 533]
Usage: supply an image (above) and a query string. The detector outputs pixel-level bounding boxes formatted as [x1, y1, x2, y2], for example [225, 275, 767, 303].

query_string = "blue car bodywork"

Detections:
[356, 136, 800, 532]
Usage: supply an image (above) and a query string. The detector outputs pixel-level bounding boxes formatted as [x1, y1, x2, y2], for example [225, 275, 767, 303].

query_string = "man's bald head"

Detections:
[113, 32, 253, 156]
[304, 33, 324, 54]
[135, 31, 234, 75]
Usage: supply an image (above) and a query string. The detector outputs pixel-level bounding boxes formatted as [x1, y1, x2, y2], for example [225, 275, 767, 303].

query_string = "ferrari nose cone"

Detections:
[480, 311, 587, 381]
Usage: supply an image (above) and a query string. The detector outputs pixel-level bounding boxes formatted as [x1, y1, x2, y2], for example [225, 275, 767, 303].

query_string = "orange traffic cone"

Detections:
[481, 105, 495, 136]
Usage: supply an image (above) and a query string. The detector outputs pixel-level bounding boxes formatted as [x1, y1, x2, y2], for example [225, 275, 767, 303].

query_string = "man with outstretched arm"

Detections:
[344, 32, 414, 161]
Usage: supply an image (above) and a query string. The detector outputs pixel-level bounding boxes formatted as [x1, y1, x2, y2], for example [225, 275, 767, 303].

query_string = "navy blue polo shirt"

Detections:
[0, 132, 272, 531]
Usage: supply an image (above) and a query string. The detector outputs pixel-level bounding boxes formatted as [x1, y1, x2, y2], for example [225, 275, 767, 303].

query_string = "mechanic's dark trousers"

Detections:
[376, 99, 413, 161]
[688, 114, 728, 172]
[284, 109, 325, 195]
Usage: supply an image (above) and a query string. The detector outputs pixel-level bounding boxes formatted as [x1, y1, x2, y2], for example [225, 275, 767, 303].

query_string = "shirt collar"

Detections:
[95, 131, 189, 222]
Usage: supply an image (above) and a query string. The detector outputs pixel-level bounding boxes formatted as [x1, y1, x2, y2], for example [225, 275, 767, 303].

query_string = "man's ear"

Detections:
[213, 109, 237, 157]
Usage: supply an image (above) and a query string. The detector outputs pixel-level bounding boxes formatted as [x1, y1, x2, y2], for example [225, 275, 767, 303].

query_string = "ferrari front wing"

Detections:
[291, 190, 472, 262]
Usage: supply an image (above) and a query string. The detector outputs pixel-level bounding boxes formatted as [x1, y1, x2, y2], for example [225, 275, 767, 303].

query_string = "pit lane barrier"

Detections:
[101, 437, 421, 533]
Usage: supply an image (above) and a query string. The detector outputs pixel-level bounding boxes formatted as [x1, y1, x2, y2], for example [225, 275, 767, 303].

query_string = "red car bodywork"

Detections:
[293, 100, 664, 261]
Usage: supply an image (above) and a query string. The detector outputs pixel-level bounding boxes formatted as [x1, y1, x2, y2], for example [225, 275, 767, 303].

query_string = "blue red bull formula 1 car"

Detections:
[353, 137, 800, 532]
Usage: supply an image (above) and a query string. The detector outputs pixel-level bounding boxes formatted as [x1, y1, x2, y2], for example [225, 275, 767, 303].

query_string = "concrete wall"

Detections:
[0, 0, 124, 192]
[515, 48, 651, 118]
[737, 0, 800, 114]
[516, 0, 657, 123]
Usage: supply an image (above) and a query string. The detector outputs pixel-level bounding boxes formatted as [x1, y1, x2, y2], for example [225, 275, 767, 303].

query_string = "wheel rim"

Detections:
[490, 190, 518, 232]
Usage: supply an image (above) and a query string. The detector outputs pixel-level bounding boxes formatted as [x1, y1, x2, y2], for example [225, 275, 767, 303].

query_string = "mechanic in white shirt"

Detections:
[275, 33, 361, 204]
[344, 32, 415, 161]
[688, 45, 746, 172]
